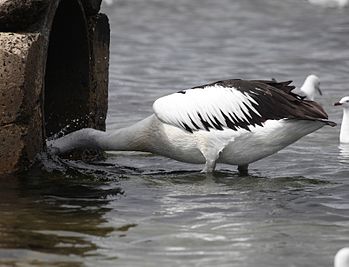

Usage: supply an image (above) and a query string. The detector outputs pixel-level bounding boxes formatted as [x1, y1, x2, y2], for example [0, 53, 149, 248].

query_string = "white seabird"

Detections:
[334, 96, 349, 143]
[47, 79, 335, 174]
[300, 74, 322, 101]
[307, 0, 348, 7]
[335, 247, 349, 267]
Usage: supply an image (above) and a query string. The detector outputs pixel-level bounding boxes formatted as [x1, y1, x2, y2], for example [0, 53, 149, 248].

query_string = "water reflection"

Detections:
[0, 161, 347, 266]
[101, 169, 346, 267]
[2, 0, 349, 265]
[0, 172, 123, 266]
[144, 168, 331, 189]
[338, 143, 349, 163]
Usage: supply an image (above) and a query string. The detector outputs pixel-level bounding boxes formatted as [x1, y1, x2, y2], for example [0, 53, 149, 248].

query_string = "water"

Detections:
[1, 0, 349, 266]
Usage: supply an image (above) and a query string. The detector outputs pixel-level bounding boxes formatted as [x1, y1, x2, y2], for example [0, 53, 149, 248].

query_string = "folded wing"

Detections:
[153, 79, 332, 133]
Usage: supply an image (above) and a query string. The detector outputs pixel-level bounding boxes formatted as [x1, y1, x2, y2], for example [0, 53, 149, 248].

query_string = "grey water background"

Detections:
[1, 0, 349, 266]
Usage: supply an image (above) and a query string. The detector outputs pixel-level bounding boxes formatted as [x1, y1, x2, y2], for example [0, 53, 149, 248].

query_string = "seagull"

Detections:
[300, 74, 322, 101]
[307, 0, 349, 7]
[335, 248, 349, 267]
[334, 96, 349, 143]
[47, 79, 335, 174]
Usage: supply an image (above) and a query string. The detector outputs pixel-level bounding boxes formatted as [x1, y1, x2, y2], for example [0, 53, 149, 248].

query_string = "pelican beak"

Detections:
[334, 102, 342, 106]
[316, 85, 322, 96]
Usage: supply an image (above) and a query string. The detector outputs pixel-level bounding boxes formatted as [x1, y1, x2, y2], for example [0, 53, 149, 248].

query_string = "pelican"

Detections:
[47, 79, 335, 174]
[300, 74, 322, 101]
[335, 248, 349, 267]
[334, 96, 349, 143]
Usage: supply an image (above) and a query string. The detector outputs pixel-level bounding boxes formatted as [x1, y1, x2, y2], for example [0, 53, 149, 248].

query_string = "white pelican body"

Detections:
[48, 79, 335, 173]
[308, 0, 348, 7]
[300, 74, 322, 101]
[334, 96, 349, 143]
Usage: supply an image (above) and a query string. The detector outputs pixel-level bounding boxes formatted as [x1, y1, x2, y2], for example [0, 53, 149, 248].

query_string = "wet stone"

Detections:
[0, 0, 109, 174]
[0, 0, 110, 174]
[0, 33, 42, 126]
[0, 0, 50, 32]
[81, 0, 102, 16]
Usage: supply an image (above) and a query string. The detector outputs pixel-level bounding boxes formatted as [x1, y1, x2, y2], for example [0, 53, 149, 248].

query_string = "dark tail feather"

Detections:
[326, 120, 337, 127]
[252, 79, 296, 94]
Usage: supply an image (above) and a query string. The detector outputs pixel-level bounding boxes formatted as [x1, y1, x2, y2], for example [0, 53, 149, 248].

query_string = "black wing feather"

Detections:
[191, 79, 332, 127]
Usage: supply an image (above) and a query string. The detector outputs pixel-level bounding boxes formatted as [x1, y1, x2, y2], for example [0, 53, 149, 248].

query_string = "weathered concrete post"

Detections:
[0, 0, 110, 174]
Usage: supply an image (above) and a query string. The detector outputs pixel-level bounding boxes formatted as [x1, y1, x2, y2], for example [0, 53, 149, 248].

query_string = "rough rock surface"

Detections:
[88, 13, 110, 131]
[0, 33, 43, 126]
[0, 0, 50, 31]
[0, 33, 44, 174]
[0, 0, 109, 174]
[81, 0, 102, 15]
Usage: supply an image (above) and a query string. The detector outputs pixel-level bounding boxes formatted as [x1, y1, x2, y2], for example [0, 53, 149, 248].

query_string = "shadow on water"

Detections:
[0, 162, 125, 266]
[36, 150, 339, 200]
[142, 168, 332, 189]
[36, 151, 142, 180]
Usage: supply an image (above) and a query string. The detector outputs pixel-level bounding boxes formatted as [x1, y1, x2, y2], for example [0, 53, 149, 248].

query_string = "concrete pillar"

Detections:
[0, 0, 110, 174]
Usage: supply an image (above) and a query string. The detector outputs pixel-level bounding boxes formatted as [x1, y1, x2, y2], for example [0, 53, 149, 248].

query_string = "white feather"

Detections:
[153, 85, 260, 131]
[300, 74, 322, 101]
[334, 96, 349, 143]
[335, 248, 349, 267]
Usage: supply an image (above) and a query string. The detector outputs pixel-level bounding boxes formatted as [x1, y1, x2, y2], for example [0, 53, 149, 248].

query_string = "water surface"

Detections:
[1, 0, 349, 266]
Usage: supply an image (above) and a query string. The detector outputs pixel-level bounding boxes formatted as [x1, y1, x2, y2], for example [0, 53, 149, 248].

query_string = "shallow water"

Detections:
[1, 0, 349, 266]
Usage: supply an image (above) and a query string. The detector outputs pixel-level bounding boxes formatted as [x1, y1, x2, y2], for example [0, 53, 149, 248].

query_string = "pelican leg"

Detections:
[238, 164, 249, 176]
[201, 159, 217, 173]
[198, 143, 224, 173]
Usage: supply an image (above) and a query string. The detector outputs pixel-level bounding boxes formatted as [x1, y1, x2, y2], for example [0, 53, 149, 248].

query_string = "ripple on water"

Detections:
[2, 0, 349, 266]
